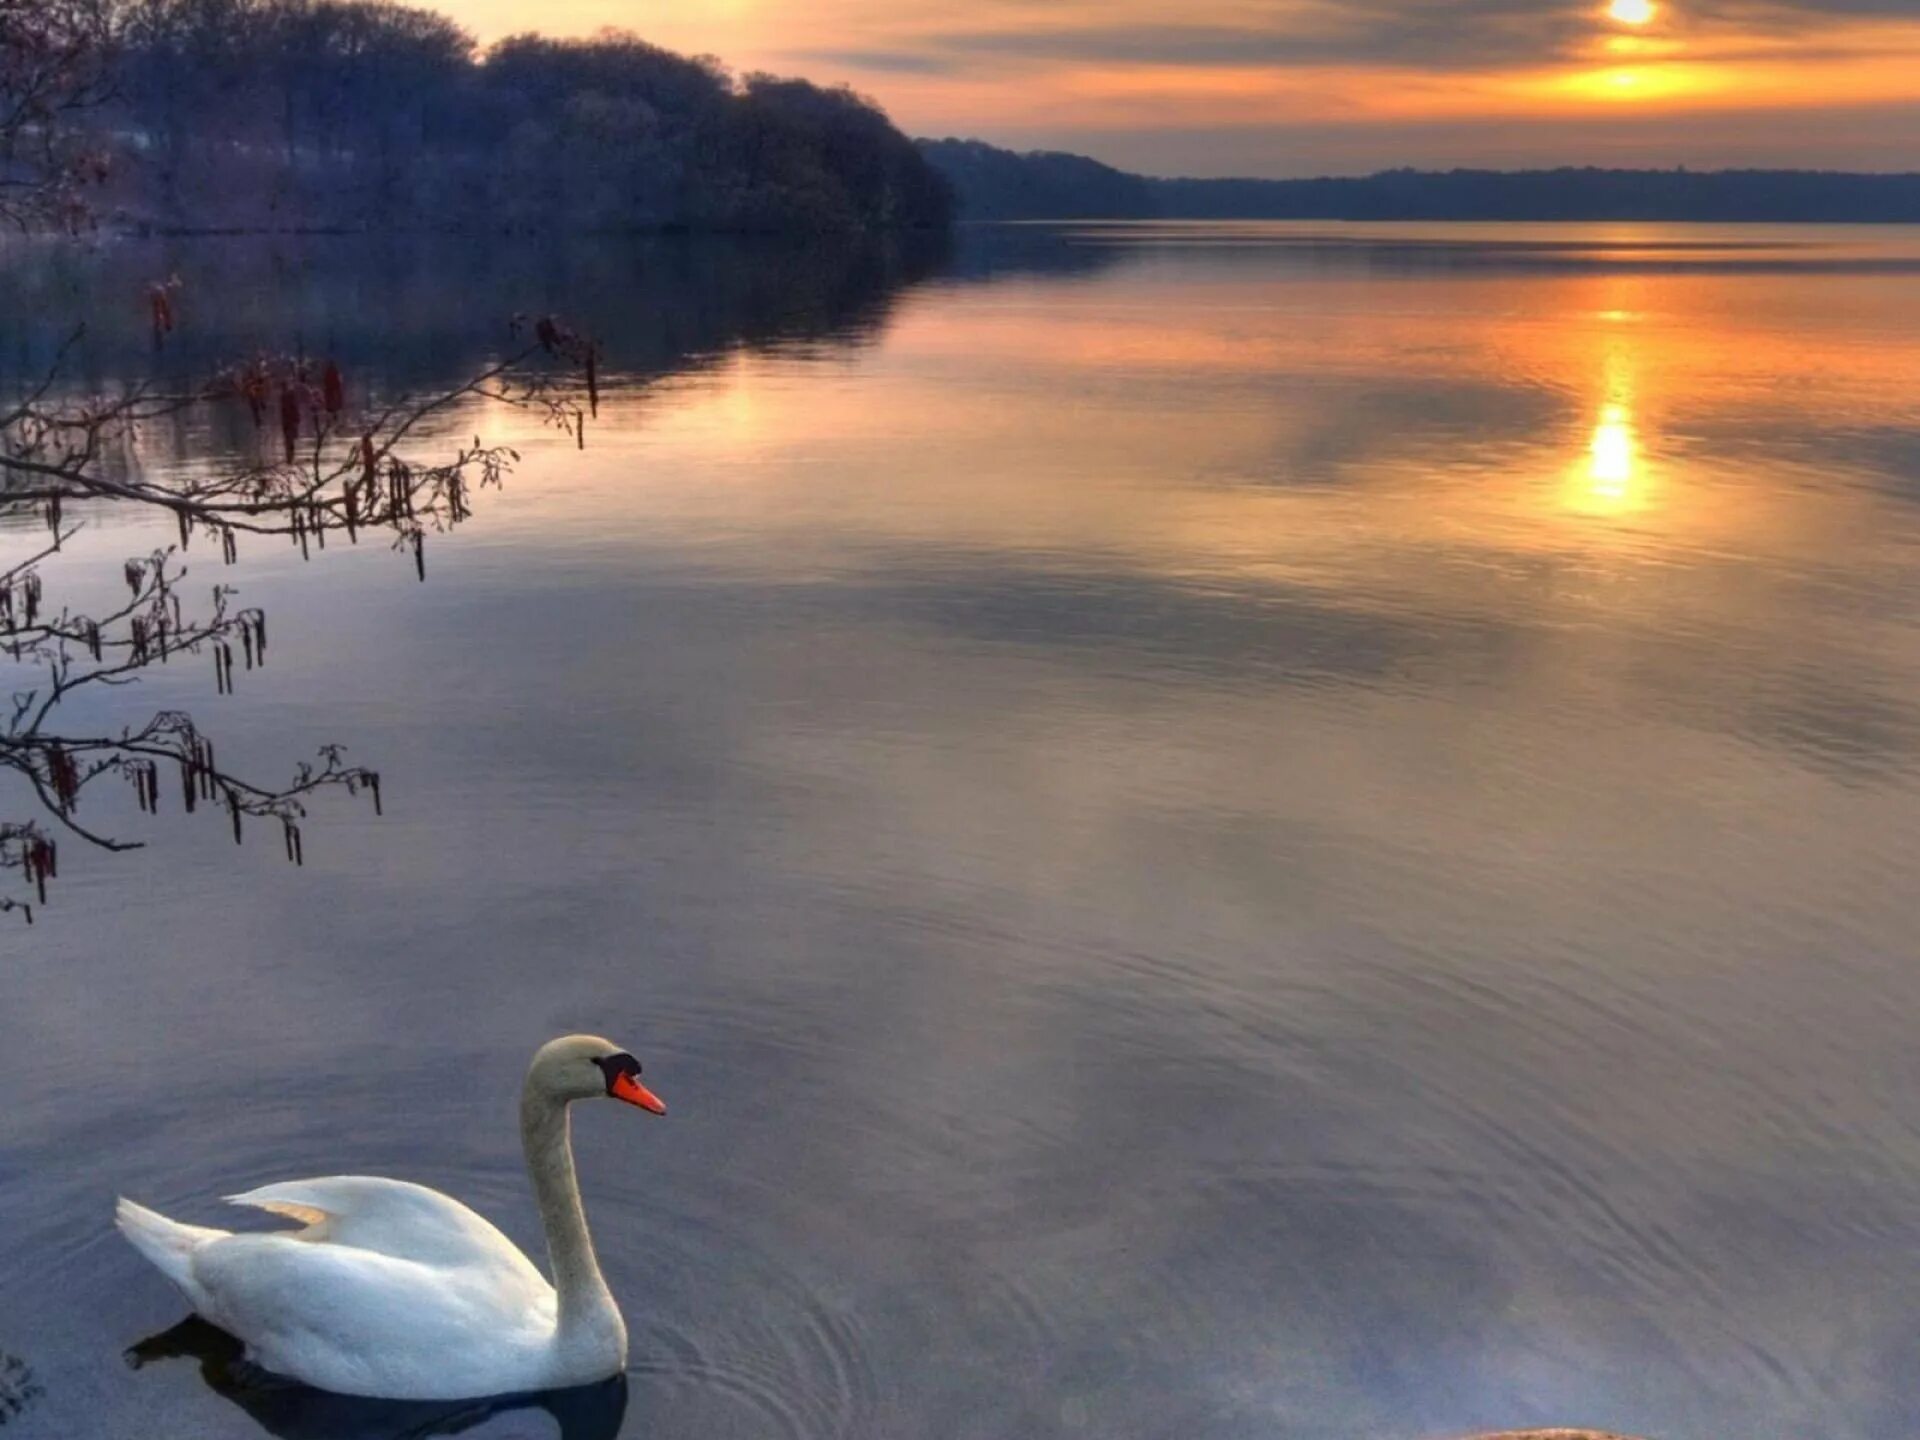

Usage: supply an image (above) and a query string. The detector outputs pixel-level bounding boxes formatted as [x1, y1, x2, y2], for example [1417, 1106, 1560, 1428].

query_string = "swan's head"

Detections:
[529, 1034, 667, 1115]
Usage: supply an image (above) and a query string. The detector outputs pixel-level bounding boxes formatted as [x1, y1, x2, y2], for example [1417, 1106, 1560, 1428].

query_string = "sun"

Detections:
[1607, 0, 1657, 23]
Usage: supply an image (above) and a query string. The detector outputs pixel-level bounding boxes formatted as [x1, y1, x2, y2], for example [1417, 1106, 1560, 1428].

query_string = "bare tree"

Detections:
[1, 320, 597, 920]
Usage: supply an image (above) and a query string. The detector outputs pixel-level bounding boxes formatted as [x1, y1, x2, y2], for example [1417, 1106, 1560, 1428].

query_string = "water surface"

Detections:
[5, 221, 1920, 1439]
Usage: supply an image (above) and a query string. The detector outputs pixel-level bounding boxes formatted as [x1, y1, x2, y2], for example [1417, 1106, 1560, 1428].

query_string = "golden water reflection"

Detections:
[475, 223, 1920, 626]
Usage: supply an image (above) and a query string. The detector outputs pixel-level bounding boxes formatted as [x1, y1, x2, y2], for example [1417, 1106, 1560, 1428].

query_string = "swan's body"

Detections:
[115, 1035, 666, 1401]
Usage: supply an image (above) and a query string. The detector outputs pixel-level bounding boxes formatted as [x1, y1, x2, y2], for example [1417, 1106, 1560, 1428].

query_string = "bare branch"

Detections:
[1, 307, 596, 916]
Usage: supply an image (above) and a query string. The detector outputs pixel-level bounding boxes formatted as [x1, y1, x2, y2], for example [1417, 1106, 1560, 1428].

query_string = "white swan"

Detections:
[115, 1034, 666, 1400]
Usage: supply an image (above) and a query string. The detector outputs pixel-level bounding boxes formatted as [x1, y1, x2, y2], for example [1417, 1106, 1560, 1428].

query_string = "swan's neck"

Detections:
[520, 1090, 627, 1365]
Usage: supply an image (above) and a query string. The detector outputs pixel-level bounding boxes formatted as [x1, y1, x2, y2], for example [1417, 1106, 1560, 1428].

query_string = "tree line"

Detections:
[920, 139, 1920, 225]
[914, 139, 1156, 222]
[94, 0, 952, 234]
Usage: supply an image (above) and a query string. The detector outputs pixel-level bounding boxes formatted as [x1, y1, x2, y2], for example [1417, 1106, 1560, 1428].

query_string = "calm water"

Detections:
[5, 222, 1920, 1440]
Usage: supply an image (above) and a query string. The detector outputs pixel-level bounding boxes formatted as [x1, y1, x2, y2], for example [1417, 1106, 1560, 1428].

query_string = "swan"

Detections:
[115, 1034, 666, 1401]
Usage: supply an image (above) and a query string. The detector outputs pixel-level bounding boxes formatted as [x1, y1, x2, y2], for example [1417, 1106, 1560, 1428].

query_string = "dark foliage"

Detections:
[916, 138, 1156, 222]
[103, 3, 952, 234]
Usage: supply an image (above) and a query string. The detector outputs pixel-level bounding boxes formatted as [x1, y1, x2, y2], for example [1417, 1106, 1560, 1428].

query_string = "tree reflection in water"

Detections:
[0, 227, 1115, 922]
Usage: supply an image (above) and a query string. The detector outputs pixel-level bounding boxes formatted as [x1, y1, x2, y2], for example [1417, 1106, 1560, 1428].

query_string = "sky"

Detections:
[435, 0, 1920, 177]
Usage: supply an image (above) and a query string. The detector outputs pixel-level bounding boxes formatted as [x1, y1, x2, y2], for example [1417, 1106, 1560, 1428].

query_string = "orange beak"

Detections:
[610, 1071, 667, 1115]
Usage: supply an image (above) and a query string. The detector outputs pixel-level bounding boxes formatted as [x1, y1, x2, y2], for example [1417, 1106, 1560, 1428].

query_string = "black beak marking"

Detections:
[592, 1052, 641, 1097]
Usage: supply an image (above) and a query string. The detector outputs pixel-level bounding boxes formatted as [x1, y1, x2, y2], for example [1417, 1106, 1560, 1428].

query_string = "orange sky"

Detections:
[433, 0, 1920, 176]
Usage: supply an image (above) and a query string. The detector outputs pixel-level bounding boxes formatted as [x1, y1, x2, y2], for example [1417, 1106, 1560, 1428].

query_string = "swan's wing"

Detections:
[225, 1177, 546, 1285]
[189, 1231, 556, 1399]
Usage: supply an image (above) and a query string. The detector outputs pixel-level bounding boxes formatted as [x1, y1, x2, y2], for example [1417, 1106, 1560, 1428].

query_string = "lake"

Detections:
[4, 220, 1920, 1440]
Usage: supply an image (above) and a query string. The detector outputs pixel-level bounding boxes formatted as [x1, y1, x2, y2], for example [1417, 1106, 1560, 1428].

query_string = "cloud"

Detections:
[893, 5, 1597, 73]
[796, 0, 1920, 77]
[1690, 0, 1920, 25]
[796, 2, 1598, 77]
[801, 47, 963, 75]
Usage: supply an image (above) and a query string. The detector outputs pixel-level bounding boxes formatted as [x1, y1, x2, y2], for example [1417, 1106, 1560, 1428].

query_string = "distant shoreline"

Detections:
[919, 139, 1920, 225]
[971, 215, 1920, 228]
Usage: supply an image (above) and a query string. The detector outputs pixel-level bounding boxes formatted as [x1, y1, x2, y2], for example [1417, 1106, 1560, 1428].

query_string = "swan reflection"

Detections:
[125, 1317, 629, 1440]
